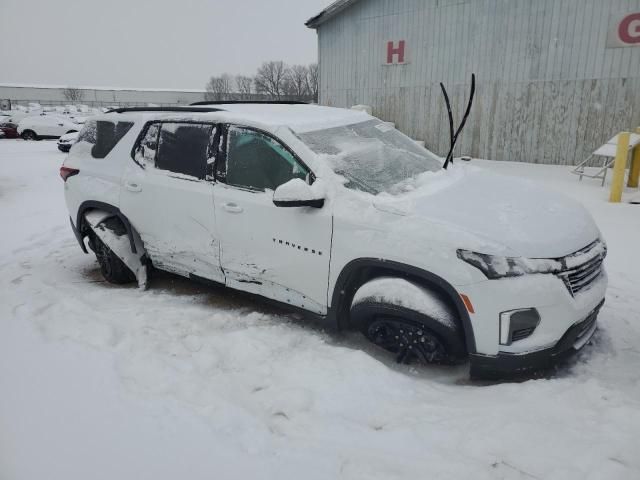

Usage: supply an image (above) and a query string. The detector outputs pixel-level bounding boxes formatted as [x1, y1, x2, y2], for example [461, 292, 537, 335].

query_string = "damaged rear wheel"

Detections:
[89, 232, 136, 284]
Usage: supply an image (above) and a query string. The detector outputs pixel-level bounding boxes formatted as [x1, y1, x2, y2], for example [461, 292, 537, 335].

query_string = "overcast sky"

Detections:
[0, 0, 331, 90]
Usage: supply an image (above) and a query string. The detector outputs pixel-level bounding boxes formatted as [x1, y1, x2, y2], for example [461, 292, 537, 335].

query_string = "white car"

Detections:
[57, 131, 78, 152]
[60, 103, 607, 378]
[18, 115, 81, 140]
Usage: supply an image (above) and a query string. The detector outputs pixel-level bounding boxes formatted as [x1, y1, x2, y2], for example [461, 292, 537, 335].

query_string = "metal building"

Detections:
[307, 0, 640, 165]
[0, 84, 205, 108]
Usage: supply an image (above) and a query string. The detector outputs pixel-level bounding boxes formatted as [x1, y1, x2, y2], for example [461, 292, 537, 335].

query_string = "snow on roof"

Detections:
[101, 104, 372, 133]
[214, 103, 372, 132]
[306, 0, 363, 28]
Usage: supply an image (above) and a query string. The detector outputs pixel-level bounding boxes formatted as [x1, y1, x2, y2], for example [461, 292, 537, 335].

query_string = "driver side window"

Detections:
[222, 126, 309, 191]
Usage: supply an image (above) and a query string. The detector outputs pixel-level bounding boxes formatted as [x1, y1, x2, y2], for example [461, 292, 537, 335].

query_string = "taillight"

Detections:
[60, 166, 79, 181]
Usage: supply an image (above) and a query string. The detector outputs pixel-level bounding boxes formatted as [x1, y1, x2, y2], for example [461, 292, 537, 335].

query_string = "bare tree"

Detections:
[286, 65, 311, 97]
[254, 61, 289, 99]
[205, 73, 234, 100]
[235, 75, 254, 97]
[62, 87, 85, 103]
[306, 63, 319, 102]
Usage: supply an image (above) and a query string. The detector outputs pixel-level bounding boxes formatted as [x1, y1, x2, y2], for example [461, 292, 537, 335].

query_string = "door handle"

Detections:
[124, 181, 142, 192]
[223, 202, 243, 213]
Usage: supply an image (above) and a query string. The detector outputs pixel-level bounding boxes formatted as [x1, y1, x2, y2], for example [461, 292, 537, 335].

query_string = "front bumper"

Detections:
[469, 299, 603, 378]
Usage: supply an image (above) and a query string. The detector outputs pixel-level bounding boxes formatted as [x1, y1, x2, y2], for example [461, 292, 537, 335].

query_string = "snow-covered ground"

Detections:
[1, 139, 639, 480]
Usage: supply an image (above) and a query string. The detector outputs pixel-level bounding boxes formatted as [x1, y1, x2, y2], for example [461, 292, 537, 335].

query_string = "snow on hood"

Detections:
[380, 165, 601, 258]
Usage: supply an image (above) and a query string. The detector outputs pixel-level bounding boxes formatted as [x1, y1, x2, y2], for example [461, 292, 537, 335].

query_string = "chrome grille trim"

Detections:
[557, 240, 606, 296]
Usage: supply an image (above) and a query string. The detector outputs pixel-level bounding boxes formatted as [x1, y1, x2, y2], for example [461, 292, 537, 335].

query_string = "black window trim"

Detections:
[217, 123, 316, 193]
[130, 120, 219, 181]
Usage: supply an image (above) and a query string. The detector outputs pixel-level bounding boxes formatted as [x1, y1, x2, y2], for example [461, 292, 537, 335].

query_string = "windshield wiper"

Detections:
[440, 74, 476, 169]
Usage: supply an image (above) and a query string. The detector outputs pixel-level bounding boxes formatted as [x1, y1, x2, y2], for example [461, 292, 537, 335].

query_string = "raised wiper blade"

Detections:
[440, 74, 476, 169]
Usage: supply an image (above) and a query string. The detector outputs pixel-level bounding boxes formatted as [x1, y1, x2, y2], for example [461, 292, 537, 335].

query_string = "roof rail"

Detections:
[106, 106, 223, 114]
[190, 100, 309, 106]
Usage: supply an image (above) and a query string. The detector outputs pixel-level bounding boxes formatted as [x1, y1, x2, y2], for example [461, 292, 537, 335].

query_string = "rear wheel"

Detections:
[21, 130, 37, 140]
[88, 232, 136, 284]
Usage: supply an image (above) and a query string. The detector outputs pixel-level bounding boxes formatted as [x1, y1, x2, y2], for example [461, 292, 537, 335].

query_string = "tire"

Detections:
[21, 130, 37, 141]
[351, 290, 466, 365]
[88, 231, 136, 284]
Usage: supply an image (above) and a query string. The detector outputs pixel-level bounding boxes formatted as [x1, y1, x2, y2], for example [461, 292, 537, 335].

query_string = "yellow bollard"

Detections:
[628, 127, 640, 188]
[609, 132, 630, 203]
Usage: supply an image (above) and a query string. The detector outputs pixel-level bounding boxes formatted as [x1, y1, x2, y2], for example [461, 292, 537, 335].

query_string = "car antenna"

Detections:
[440, 73, 476, 169]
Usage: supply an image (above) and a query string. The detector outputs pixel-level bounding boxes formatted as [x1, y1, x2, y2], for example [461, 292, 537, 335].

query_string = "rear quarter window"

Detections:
[76, 120, 133, 159]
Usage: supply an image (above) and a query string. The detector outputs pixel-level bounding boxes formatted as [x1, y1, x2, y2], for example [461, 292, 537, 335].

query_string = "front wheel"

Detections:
[362, 315, 451, 364]
[350, 279, 466, 365]
[21, 130, 37, 140]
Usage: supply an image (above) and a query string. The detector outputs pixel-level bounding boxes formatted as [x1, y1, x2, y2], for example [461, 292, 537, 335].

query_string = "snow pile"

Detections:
[352, 277, 456, 328]
[0, 141, 639, 479]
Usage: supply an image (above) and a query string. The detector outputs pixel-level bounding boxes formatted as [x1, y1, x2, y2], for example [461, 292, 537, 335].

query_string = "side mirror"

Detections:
[273, 178, 325, 208]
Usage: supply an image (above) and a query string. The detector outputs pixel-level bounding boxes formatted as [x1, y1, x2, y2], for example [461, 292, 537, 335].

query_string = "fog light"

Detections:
[499, 308, 541, 346]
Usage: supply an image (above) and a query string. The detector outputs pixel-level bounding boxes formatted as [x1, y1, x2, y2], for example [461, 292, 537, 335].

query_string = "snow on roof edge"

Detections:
[305, 0, 363, 28]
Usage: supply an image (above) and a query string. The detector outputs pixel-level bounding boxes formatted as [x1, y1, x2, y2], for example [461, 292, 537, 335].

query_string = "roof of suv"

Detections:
[108, 103, 372, 133]
[219, 103, 371, 132]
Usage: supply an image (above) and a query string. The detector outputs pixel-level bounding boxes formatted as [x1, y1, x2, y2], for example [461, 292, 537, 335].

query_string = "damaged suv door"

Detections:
[213, 125, 332, 315]
[120, 121, 224, 282]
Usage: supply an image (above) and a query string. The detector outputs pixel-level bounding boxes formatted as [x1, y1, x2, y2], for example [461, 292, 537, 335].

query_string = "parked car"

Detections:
[18, 115, 81, 140]
[61, 103, 607, 378]
[57, 131, 78, 152]
[0, 122, 20, 139]
[2, 110, 30, 124]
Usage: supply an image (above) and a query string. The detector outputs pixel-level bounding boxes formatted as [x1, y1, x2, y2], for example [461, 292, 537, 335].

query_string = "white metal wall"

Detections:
[0, 85, 205, 108]
[317, 0, 640, 164]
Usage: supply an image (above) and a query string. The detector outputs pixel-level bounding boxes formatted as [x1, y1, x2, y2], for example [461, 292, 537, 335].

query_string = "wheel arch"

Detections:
[75, 200, 138, 255]
[327, 258, 476, 354]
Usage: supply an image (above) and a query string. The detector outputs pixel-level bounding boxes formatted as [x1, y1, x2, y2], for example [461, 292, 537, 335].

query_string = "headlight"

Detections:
[456, 249, 561, 279]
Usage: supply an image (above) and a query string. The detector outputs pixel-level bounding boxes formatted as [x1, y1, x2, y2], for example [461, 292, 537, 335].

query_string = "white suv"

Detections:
[61, 103, 607, 378]
[19, 114, 81, 140]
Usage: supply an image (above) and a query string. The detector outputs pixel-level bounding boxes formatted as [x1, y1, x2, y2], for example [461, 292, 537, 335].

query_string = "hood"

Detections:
[59, 131, 79, 142]
[400, 167, 600, 258]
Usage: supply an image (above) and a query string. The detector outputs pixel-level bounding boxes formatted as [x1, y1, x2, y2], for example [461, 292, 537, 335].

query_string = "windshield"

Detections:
[299, 119, 442, 195]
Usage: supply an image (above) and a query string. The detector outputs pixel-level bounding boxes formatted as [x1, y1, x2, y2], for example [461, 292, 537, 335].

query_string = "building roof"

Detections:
[305, 0, 363, 29]
[0, 83, 205, 93]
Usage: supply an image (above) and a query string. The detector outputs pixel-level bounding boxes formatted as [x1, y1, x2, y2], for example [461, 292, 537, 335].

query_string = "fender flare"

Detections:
[75, 201, 138, 254]
[326, 258, 477, 354]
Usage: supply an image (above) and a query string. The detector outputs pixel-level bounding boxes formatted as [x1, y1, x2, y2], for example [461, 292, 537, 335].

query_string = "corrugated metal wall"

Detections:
[0, 85, 205, 108]
[317, 0, 640, 164]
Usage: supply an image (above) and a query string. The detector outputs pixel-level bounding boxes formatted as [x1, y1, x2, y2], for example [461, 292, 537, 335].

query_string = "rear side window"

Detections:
[133, 122, 161, 167]
[77, 120, 133, 159]
[132, 121, 215, 179]
[91, 121, 134, 158]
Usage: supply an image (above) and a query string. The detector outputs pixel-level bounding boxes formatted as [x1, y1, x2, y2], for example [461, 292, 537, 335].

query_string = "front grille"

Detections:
[557, 240, 606, 296]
